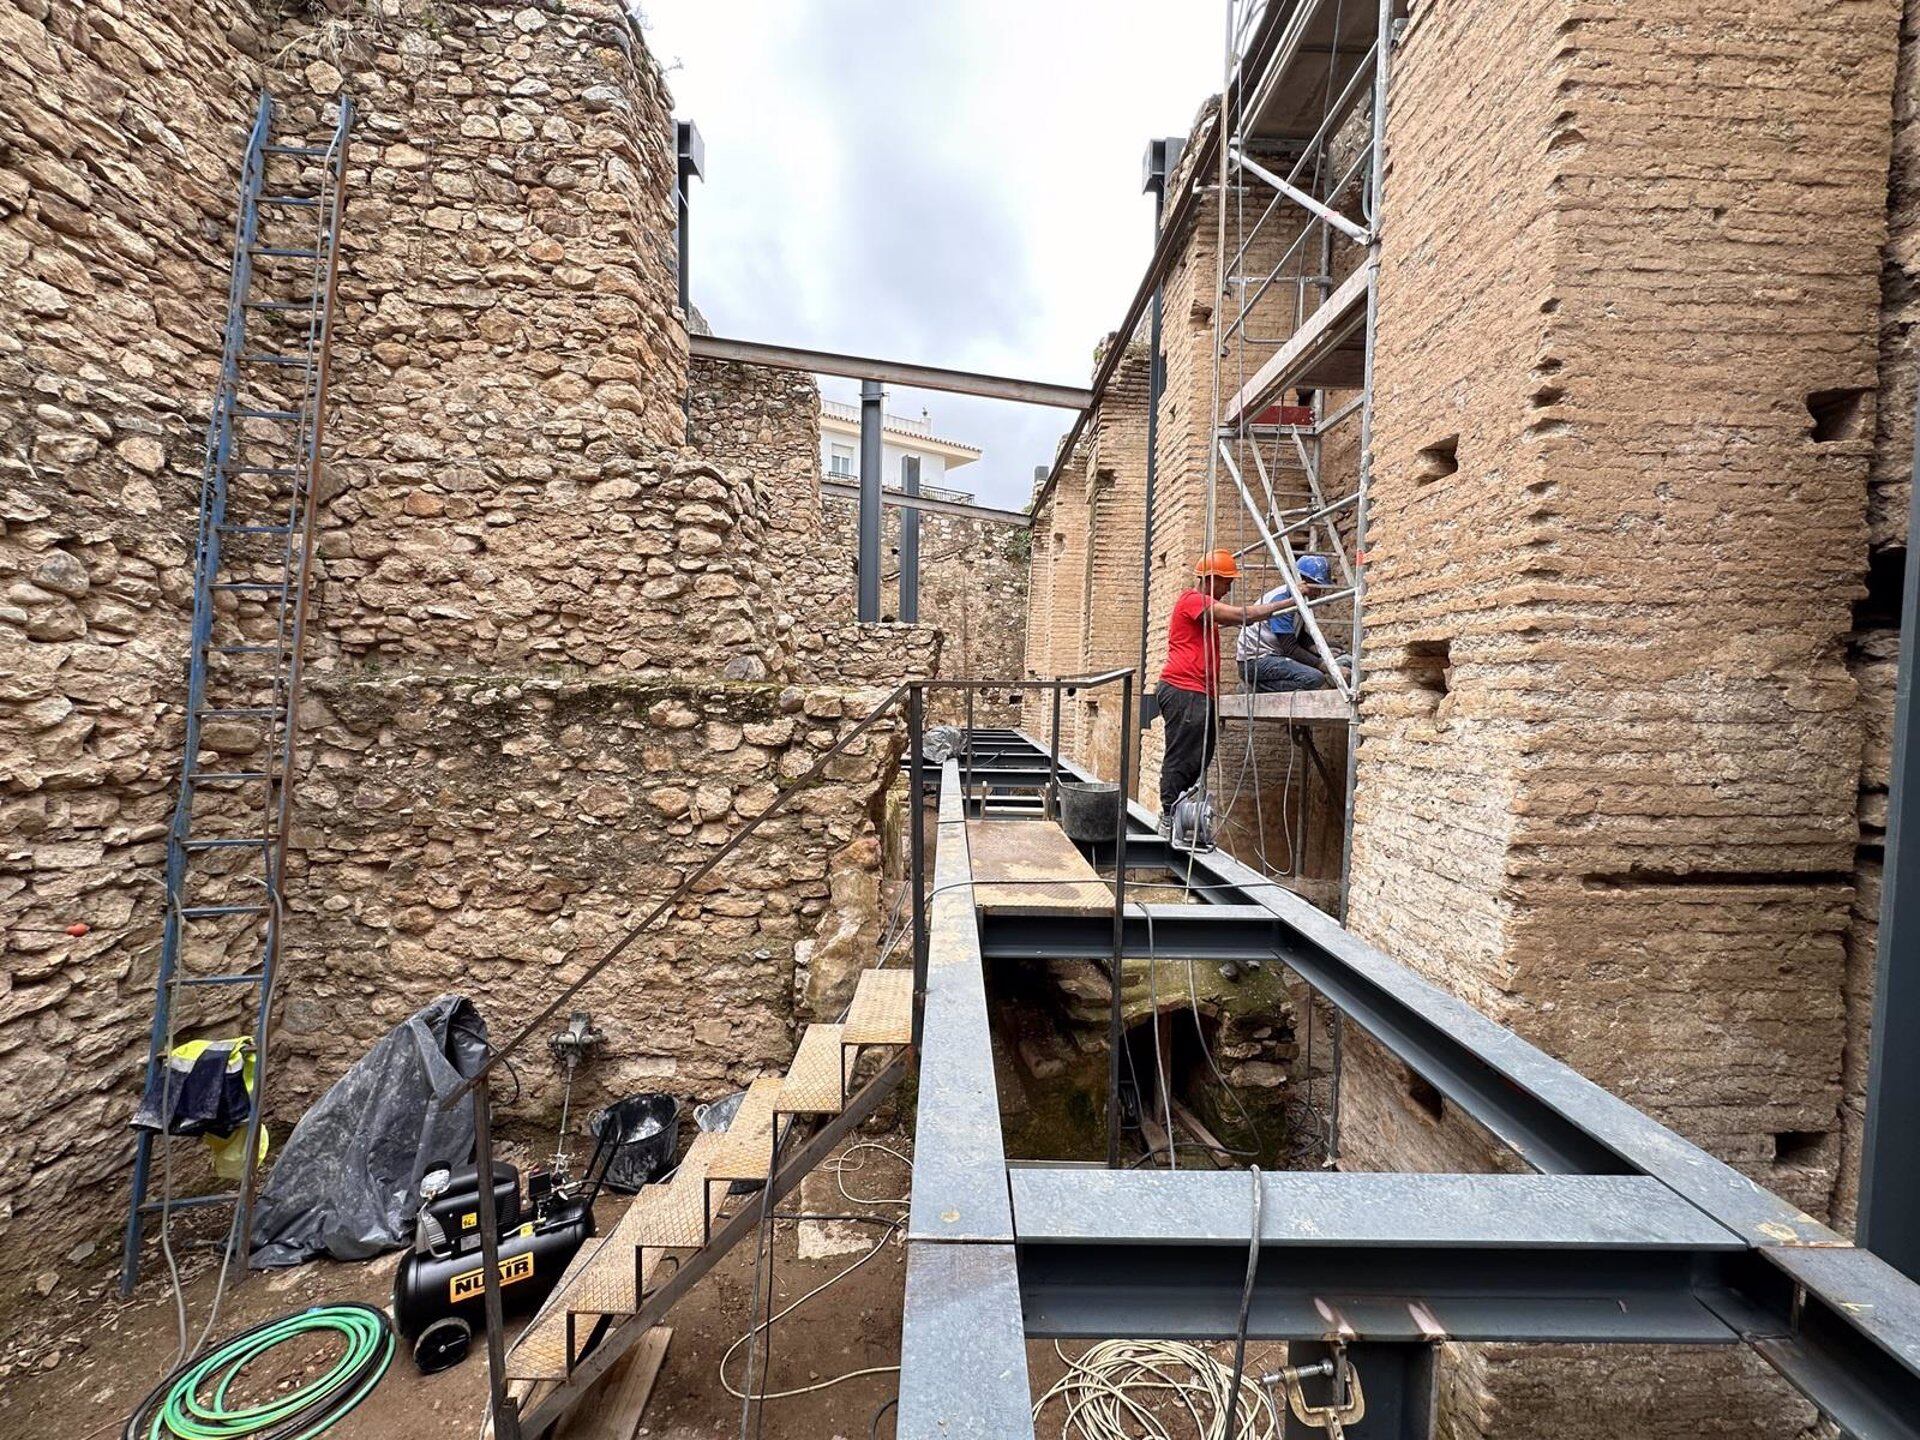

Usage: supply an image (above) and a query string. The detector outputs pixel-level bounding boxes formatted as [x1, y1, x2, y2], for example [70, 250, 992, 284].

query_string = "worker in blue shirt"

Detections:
[1234, 555, 1333, 692]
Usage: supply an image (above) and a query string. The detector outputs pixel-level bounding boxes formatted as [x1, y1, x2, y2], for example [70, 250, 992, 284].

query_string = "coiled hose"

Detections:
[122, 1302, 394, 1440]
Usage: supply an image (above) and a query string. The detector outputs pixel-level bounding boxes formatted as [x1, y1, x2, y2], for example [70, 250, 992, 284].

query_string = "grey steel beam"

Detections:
[899, 454, 921, 623]
[1010, 1169, 1744, 1251]
[1859, 397, 1920, 1281]
[818, 478, 1030, 527]
[673, 120, 703, 315]
[689, 332, 1091, 410]
[907, 759, 1013, 1243]
[857, 380, 882, 622]
[898, 1243, 1034, 1440]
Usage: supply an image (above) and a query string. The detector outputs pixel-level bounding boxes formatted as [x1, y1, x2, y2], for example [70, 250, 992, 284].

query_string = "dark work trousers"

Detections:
[1155, 682, 1216, 815]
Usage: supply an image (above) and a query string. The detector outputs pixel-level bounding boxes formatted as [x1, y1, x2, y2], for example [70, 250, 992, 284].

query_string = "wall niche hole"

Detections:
[1806, 387, 1868, 442]
[1414, 435, 1459, 485]
[1404, 1064, 1445, 1122]
[1404, 638, 1452, 702]
[1773, 1130, 1828, 1166]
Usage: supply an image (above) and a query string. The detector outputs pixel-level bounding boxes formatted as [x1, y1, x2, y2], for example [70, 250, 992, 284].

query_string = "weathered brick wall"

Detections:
[1022, 440, 1090, 752]
[1346, 0, 1902, 1431]
[1835, 0, 1920, 1233]
[0, 0, 277, 1304]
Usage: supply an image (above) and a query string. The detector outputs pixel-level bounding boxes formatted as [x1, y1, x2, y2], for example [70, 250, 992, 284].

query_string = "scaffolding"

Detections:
[1201, 0, 1406, 915]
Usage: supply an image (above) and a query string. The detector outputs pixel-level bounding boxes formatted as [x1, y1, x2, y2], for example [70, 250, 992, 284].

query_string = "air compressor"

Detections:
[391, 1158, 596, 1372]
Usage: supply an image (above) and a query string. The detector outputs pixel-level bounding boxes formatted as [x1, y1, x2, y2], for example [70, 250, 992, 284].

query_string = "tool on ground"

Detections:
[1169, 783, 1221, 853]
[393, 1148, 604, 1373]
[121, 1302, 393, 1440]
[547, 1011, 603, 1175]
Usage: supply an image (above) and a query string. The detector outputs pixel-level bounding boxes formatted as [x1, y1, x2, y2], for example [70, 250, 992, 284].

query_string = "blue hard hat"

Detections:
[1297, 555, 1331, 585]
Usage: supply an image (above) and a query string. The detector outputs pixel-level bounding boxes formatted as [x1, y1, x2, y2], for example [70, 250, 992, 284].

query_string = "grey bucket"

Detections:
[1058, 780, 1121, 843]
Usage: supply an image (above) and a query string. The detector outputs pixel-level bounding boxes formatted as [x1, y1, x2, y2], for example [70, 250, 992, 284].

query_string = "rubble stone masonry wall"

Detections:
[0, 0, 929, 1304]
[1, 0, 275, 1303]
[1347, 0, 1903, 1433]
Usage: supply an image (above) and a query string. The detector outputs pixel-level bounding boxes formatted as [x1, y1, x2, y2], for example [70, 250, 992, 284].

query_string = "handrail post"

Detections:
[1049, 683, 1064, 821]
[472, 1069, 520, 1440]
[909, 685, 928, 1046]
[1107, 670, 1134, 1168]
[964, 687, 975, 815]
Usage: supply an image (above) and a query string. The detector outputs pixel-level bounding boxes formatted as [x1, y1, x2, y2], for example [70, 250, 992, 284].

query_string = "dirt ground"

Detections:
[0, 1133, 917, 1440]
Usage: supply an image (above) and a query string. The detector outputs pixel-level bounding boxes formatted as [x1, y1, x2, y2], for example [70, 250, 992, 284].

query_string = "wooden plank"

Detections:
[1213, 688, 1352, 724]
[967, 818, 1113, 912]
[555, 1327, 672, 1440]
[1221, 266, 1371, 426]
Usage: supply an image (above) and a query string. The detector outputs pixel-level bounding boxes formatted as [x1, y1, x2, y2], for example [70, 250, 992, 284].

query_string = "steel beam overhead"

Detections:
[689, 333, 1092, 410]
[817, 478, 1029, 527]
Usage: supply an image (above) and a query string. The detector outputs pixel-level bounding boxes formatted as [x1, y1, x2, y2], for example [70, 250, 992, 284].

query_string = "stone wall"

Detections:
[280, 673, 902, 1118]
[686, 355, 945, 693]
[1, 0, 276, 1303]
[818, 496, 1027, 727]
[309, 0, 694, 668]
[0, 0, 934, 1304]
[1344, 0, 1902, 1432]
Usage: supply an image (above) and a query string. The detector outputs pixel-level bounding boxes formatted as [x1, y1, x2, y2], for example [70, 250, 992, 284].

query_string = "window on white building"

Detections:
[829, 444, 854, 477]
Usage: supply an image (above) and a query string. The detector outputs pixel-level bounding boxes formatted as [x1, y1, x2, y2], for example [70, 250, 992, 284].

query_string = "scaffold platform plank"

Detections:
[967, 819, 1113, 913]
[1214, 688, 1352, 724]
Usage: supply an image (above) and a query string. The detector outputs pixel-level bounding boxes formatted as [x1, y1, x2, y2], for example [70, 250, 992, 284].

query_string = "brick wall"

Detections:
[1836, 0, 1920, 1233]
[1346, 0, 1903, 1431]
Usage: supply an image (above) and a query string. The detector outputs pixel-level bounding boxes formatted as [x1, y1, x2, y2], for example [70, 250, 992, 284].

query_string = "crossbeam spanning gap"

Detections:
[897, 731, 1920, 1440]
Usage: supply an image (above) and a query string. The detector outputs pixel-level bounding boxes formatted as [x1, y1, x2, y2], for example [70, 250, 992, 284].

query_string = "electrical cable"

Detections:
[121, 1302, 393, 1440]
[1033, 1339, 1281, 1440]
[1219, 1167, 1264, 1440]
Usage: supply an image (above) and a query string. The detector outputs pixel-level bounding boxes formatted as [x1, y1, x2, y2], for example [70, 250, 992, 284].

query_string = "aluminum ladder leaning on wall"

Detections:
[118, 91, 354, 1297]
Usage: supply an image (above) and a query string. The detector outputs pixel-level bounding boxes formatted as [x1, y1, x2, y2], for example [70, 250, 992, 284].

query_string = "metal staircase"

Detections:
[119, 92, 354, 1295]
[499, 968, 915, 1436]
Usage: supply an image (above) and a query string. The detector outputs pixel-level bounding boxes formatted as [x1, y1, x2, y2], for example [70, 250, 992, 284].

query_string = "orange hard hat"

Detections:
[1195, 549, 1239, 580]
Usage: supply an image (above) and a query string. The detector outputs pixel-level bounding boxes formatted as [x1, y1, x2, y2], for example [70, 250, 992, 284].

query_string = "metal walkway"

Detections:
[120, 92, 353, 1294]
[898, 729, 1920, 1440]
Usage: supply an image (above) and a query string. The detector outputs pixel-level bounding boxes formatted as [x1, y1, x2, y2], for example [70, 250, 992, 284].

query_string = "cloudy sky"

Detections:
[643, 1, 1226, 510]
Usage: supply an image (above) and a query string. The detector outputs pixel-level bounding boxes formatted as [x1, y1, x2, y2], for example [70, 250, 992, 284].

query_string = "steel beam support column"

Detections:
[673, 121, 703, 317]
[908, 686, 927, 1045]
[899, 454, 921, 624]
[1860, 397, 1920, 1281]
[857, 379, 883, 622]
[1282, 1343, 1433, 1440]
[1108, 672, 1133, 1166]
[1138, 138, 1179, 731]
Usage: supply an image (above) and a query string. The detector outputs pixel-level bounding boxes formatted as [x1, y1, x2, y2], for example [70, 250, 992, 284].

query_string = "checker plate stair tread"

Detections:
[506, 1233, 608, 1380]
[508, 1133, 721, 1377]
[843, 968, 913, 1047]
[705, 1076, 783, 1183]
[778, 1023, 849, 1115]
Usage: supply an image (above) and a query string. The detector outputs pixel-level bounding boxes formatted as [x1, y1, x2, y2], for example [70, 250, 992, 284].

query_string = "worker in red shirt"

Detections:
[1156, 549, 1296, 824]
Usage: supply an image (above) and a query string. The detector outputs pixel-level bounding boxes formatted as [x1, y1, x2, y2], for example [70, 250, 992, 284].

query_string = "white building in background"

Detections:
[819, 399, 982, 496]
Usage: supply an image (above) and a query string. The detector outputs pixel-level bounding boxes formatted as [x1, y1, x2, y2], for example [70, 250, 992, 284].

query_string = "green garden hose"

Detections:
[123, 1302, 394, 1440]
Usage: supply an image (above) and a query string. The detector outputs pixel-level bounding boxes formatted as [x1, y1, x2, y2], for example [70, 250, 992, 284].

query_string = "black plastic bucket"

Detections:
[587, 1093, 680, 1192]
[1059, 780, 1121, 843]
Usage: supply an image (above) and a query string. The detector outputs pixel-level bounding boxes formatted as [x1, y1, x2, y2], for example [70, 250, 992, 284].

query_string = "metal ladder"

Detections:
[119, 92, 354, 1296]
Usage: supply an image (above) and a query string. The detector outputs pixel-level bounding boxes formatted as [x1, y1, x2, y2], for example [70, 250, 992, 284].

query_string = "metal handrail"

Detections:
[443, 679, 913, 1106]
